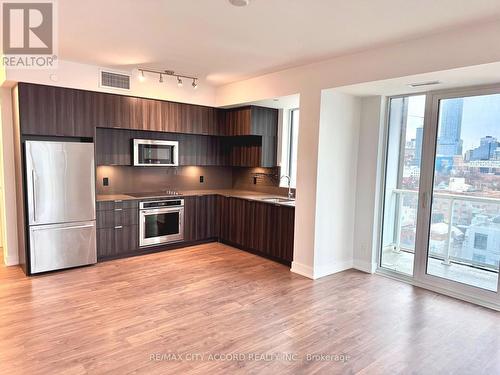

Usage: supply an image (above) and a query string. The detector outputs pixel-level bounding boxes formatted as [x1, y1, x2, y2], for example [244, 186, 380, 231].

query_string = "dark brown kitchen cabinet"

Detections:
[96, 200, 139, 260]
[96, 225, 139, 259]
[218, 196, 294, 264]
[17, 83, 223, 136]
[219, 107, 252, 136]
[227, 136, 262, 167]
[219, 106, 277, 136]
[219, 106, 278, 167]
[184, 195, 218, 241]
[18, 83, 95, 137]
[95, 128, 228, 166]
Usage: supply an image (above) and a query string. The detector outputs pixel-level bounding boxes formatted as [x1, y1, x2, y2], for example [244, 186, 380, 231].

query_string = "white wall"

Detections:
[312, 91, 361, 278]
[352, 96, 386, 273]
[3, 60, 217, 106]
[288, 88, 321, 277]
[0, 88, 19, 265]
[216, 20, 500, 107]
[216, 19, 500, 280]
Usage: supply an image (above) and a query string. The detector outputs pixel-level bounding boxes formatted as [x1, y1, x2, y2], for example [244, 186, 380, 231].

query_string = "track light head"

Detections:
[159, 74, 163, 83]
[192, 79, 198, 89]
[138, 70, 146, 82]
[229, 0, 251, 6]
[177, 76, 183, 87]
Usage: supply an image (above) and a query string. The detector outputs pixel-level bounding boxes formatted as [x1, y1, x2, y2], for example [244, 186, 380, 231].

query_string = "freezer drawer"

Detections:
[29, 221, 97, 274]
[25, 141, 96, 225]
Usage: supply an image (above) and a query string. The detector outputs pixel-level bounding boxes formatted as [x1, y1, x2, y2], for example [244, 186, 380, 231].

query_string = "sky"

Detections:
[404, 93, 500, 153]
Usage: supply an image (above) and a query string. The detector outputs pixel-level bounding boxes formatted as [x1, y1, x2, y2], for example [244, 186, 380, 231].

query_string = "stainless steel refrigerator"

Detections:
[25, 141, 97, 274]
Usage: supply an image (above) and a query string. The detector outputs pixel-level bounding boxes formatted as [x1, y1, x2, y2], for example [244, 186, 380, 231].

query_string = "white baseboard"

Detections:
[291, 259, 353, 279]
[314, 259, 353, 279]
[353, 259, 377, 274]
[4, 254, 19, 266]
[290, 261, 314, 279]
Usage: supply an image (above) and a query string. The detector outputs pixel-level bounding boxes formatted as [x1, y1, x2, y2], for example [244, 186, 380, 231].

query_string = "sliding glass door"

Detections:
[380, 87, 500, 307]
[380, 95, 426, 275]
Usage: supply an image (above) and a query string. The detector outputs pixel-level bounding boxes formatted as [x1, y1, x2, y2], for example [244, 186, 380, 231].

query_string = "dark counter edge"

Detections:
[97, 192, 296, 208]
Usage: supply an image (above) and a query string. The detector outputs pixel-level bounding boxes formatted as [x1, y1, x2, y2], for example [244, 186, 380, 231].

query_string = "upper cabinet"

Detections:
[218, 106, 278, 137]
[18, 83, 95, 137]
[219, 106, 278, 167]
[17, 83, 220, 137]
[17, 83, 279, 167]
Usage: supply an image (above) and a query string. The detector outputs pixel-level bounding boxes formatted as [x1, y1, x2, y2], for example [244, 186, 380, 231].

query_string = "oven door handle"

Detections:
[140, 207, 183, 215]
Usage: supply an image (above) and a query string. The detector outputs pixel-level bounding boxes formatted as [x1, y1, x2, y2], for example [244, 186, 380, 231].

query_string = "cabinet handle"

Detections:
[114, 208, 123, 211]
[114, 226, 123, 229]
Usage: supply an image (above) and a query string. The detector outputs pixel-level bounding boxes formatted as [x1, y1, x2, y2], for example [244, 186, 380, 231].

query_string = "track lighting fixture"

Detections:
[137, 68, 199, 89]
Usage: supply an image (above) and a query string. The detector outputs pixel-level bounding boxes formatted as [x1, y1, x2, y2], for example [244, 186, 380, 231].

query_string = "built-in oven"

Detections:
[133, 139, 179, 166]
[139, 199, 184, 247]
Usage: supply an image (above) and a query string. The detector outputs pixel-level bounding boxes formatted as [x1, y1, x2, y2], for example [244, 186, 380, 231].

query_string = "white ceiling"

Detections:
[224, 94, 300, 109]
[337, 62, 500, 97]
[58, 0, 500, 86]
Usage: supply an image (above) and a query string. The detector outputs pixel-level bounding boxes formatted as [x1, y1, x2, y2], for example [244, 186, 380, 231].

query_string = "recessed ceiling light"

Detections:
[408, 80, 441, 88]
[229, 0, 251, 7]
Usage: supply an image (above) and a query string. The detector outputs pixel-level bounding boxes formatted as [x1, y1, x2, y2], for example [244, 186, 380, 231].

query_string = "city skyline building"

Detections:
[437, 98, 464, 156]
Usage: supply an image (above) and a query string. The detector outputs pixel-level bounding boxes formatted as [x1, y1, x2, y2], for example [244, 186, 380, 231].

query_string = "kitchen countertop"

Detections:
[96, 189, 295, 207]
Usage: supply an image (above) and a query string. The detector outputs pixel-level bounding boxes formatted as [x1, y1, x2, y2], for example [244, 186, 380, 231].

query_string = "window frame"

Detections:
[375, 83, 500, 310]
[280, 108, 299, 188]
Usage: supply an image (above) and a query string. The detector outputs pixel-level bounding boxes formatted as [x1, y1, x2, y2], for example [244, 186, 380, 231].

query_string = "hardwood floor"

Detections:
[0, 243, 499, 375]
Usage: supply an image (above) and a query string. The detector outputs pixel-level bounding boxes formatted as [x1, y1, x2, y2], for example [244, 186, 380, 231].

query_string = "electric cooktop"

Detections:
[126, 190, 182, 199]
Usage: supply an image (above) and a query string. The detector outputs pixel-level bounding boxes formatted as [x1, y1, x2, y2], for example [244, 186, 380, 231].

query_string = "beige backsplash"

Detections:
[96, 165, 293, 196]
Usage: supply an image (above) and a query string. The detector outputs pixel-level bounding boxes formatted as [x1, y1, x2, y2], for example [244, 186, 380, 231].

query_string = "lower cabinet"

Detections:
[96, 195, 294, 265]
[96, 225, 139, 259]
[183, 195, 218, 241]
[96, 200, 139, 260]
[218, 196, 294, 264]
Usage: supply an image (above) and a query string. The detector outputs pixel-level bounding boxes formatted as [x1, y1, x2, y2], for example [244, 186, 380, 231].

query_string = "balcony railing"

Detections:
[390, 188, 500, 272]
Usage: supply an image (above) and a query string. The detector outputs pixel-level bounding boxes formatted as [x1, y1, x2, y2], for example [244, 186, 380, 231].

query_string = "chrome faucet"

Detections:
[280, 175, 294, 199]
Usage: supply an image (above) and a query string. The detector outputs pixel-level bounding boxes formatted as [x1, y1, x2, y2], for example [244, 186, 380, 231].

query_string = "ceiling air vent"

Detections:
[100, 70, 131, 90]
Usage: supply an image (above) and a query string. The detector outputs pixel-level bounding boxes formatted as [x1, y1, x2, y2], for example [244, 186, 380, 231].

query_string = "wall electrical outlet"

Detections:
[253, 176, 257, 184]
[103, 177, 109, 186]
[199, 175, 204, 183]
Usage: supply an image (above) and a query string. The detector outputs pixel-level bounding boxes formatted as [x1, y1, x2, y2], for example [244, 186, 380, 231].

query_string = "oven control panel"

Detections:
[140, 199, 184, 209]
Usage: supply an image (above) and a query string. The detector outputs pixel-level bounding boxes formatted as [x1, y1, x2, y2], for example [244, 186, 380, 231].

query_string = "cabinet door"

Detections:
[228, 136, 262, 167]
[135, 98, 162, 131]
[97, 227, 115, 259]
[74, 89, 98, 137]
[195, 195, 218, 239]
[114, 225, 139, 255]
[95, 92, 133, 129]
[183, 196, 197, 241]
[161, 101, 182, 132]
[228, 107, 252, 136]
[18, 83, 94, 137]
[250, 106, 278, 136]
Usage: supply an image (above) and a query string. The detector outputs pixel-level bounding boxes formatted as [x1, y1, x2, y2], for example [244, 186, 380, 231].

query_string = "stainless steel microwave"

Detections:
[133, 139, 179, 166]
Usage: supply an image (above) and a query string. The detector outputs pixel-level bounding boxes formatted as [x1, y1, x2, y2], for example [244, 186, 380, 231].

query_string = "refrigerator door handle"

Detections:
[31, 223, 95, 232]
[32, 169, 37, 223]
